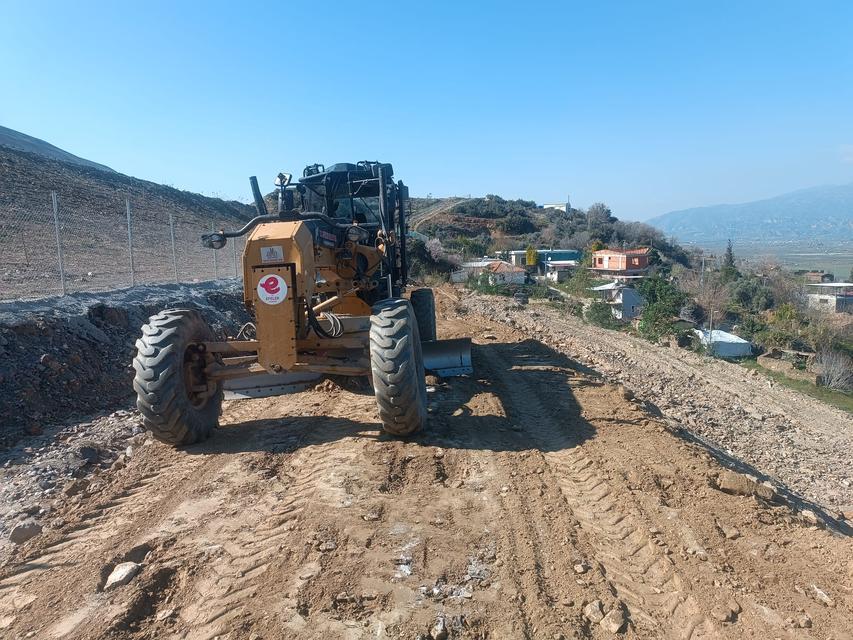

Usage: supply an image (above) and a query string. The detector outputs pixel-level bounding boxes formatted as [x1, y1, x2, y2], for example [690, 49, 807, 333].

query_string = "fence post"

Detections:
[51, 191, 67, 295]
[126, 199, 136, 287]
[211, 224, 218, 279]
[169, 211, 178, 283]
[232, 236, 238, 278]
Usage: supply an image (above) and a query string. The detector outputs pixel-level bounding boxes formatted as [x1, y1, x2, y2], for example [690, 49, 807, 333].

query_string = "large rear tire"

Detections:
[369, 299, 428, 436]
[133, 309, 222, 446]
[410, 287, 437, 342]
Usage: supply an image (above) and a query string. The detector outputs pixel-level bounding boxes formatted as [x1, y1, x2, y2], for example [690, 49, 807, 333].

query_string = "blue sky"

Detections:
[2, 1, 852, 220]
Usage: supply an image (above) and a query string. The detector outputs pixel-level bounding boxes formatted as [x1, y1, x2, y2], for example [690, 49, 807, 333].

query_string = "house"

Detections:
[806, 282, 853, 313]
[797, 270, 834, 284]
[589, 281, 646, 320]
[590, 247, 651, 277]
[487, 260, 527, 285]
[545, 261, 578, 283]
[541, 197, 570, 213]
[693, 329, 752, 358]
[450, 259, 499, 283]
[506, 248, 582, 275]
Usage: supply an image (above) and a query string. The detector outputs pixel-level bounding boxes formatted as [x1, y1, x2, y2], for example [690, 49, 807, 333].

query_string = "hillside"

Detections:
[415, 195, 689, 265]
[648, 183, 853, 244]
[0, 132, 255, 299]
[0, 125, 115, 173]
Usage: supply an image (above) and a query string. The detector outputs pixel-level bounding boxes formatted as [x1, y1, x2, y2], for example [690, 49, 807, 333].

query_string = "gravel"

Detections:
[464, 295, 853, 514]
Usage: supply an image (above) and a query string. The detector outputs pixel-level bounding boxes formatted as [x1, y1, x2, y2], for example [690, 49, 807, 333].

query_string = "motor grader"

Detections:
[133, 161, 471, 446]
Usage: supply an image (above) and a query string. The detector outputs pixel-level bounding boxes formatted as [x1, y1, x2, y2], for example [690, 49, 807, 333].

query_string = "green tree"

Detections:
[720, 239, 740, 283]
[636, 276, 686, 342]
[585, 301, 619, 328]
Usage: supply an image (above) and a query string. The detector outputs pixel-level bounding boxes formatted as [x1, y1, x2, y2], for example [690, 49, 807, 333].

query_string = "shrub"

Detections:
[585, 301, 619, 329]
[816, 351, 852, 391]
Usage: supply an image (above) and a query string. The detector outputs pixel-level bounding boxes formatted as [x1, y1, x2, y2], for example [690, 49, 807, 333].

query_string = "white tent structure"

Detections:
[693, 329, 752, 358]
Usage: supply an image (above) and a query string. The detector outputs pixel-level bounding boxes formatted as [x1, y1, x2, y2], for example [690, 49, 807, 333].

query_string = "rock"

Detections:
[104, 562, 141, 591]
[810, 584, 834, 607]
[600, 607, 626, 633]
[711, 599, 741, 622]
[9, 520, 42, 544]
[483, 334, 497, 340]
[430, 615, 449, 640]
[583, 600, 605, 623]
[63, 478, 89, 497]
[155, 608, 176, 621]
[77, 445, 99, 463]
[716, 471, 777, 502]
[318, 540, 337, 552]
[573, 563, 588, 574]
[796, 613, 812, 628]
[718, 523, 740, 540]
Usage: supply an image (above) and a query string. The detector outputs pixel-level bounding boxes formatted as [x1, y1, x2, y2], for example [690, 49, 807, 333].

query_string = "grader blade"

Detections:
[422, 338, 473, 376]
[223, 371, 322, 400]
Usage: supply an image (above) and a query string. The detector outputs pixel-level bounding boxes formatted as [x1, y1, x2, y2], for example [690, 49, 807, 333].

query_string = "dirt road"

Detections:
[1, 297, 851, 639]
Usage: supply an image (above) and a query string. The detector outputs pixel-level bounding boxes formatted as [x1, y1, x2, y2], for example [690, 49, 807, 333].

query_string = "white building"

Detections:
[450, 259, 499, 283]
[589, 281, 646, 320]
[693, 329, 752, 358]
[806, 282, 853, 313]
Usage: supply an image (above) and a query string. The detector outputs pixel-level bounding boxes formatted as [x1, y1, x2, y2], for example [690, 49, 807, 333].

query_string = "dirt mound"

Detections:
[0, 282, 250, 447]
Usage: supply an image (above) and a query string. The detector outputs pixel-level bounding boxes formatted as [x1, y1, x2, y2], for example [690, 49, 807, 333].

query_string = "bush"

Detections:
[638, 304, 678, 342]
[585, 301, 619, 329]
[816, 351, 852, 391]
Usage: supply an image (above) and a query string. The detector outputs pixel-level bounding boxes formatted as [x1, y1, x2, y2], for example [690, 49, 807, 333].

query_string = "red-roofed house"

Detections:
[487, 260, 527, 284]
[590, 247, 651, 276]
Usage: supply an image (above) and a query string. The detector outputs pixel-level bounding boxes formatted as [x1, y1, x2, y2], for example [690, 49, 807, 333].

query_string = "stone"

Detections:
[583, 600, 605, 623]
[318, 540, 337, 552]
[430, 615, 449, 640]
[77, 446, 99, 463]
[711, 599, 741, 622]
[600, 607, 626, 633]
[810, 584, 834, 607]
[104, 562, 141, 591]
[9, 520, 42, 544]
[573, 563, 588, 574]
[716, 471, 777, 502]
[63, 478, 89, 497]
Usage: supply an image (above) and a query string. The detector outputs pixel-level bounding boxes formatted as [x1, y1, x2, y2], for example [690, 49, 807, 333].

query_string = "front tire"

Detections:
[369, 299, 428, 436]
[133, 309, 222, 446]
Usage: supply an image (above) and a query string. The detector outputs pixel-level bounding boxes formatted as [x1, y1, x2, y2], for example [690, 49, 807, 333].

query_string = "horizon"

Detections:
[2, 1, 852, 220]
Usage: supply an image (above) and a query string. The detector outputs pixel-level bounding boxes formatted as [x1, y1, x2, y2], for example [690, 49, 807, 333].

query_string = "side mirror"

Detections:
[201, 232, 227, 249]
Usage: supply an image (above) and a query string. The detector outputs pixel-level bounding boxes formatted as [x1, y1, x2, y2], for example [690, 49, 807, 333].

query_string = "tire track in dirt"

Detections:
[477, 340, 722, 638]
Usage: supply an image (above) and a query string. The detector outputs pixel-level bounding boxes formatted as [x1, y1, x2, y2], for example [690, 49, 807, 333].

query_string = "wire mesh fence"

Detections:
[0, 191, 245, 302]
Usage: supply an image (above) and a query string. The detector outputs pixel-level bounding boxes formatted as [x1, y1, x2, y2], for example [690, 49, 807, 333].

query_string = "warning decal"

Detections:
[260, 245, 284, 263]
[256, 274, 288, 305]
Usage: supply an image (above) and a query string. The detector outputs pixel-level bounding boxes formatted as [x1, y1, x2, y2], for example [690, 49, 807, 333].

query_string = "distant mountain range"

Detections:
[0, 125, 116, 173]
[647, 183, 853, 245]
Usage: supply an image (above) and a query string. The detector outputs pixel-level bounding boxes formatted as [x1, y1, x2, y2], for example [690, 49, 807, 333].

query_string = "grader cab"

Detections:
[132, 162, 472, 445]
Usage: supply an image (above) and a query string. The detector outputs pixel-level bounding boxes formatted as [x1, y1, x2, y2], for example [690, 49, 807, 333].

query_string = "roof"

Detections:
[546, 260, 579, 267]
[807, 282, 853, 288]
[592, 247, 651, 256]
[461, 261, 495, 268]
[488, 261, 526, 273]
[693, 329, 750, 344]
[590, 281, 622, 291]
